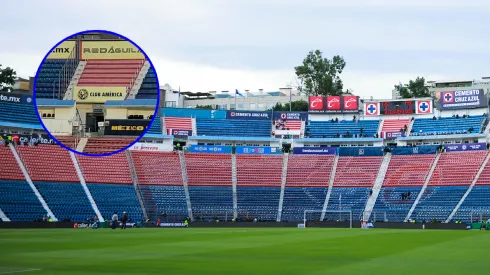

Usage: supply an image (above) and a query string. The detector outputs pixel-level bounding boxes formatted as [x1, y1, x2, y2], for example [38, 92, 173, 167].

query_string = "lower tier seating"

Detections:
[0, 180, 46, 222]
[281, 187, 326, 221]
[325, 187, 370, 221]
[34, 182, 94, 222]
[373, 187, 421, 222]
[237, 187, 280, 221]
[87, 183, 143, 222]
[189, 186, 233, 221]
[453, 186, 490, 222]
[412, 186, 467, 222]
[139, 185, 188, 221]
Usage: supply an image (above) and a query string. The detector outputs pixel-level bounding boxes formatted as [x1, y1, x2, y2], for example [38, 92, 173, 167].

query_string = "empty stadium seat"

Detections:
[383, 155, 436, 186]
[429, 151, 488, 186]
[78, 153, 132, 184]
[306, 120, 379, 138]
[0, 99, 39, 125]
[325, 187, 370, 221]
[54, 136, 79, 149]
[132, 151, 182, 185]
[34, 181, 94, 222]
[147, 112, 162, 134]
[0, 180, 46, 222]
[135, 67, 158, 99]
[35, 59, 78, 99]
[412, 186, 468, 222]
[373, 187, 421, 222]
[453, 186, 490, 222]
[185, 153, 232, 186]
[0, 146, 24, 180]
[286, 155, 334, 187]
[139, 185, 188, 221]
[87, 183, 143, 222]
[333, 156, 383, 187]
[196, 119, 271, 137]
[411, 116, 484, 136]
[78, 60, 143, 91]
[188, 186, 233, 220]
[236, 186, 280, 221]
[83, 138, 134, 154]
[281, 187, 326, 221]
[236, 155, 283, 186]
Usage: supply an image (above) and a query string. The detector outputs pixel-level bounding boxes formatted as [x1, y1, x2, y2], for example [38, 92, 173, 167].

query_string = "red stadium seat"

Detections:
[333, 156, 383, 187]
[0, 146, 24, 180]
[185, 153, 232, 186]
[236, 155, 283, 187]
[131, 151, 183, 185]
[77, 153, 132, 184]
[430, 151, 488, 186]
[383, 155, 436, 186]
[286, 155, 334, 187]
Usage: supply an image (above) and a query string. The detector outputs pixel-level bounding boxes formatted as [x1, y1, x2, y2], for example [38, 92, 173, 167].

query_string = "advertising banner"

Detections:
[338, 147, 383, 156]
[381, 132, 406, 139]
[104, 119, 149, 136]
[226, 110, 271, 120]
[292, 147, 337, 155]
[0, 92, 33, 104]
[75, 86, 127, 103]
[168, 129, 192, 136]
[309, 95, 360, 113]
[272, 112, 308, 121]
[159, 223, 186, 227]
[47, 40, 76, 59]
[444, 143, 486, 152]
[129, 142, 173, 152]
[80, 41, 144, 59]
[235, 146, 281, 155]
[391, 145, 438, 155]
[188, 145, 232, 154]
[440, 89, 488, 110]
[0, 133, 56, 145]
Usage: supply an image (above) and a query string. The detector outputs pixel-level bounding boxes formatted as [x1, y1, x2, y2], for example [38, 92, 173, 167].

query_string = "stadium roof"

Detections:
[188, 136, 281, 142]
[0, 121, 43, 130]
[397, 134, 487, 141]
[36, 99, 76, 107]
[104, 99, 157, 107]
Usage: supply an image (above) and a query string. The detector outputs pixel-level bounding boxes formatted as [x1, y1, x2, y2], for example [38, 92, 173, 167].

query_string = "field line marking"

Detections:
[0, 268, 41, 274]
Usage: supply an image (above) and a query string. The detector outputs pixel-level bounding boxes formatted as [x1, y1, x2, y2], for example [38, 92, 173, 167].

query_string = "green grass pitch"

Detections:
[0, 228, 488, 274]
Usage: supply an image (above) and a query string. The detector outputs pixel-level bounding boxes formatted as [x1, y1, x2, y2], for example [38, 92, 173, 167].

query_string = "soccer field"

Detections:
[0, 228, 487, 275]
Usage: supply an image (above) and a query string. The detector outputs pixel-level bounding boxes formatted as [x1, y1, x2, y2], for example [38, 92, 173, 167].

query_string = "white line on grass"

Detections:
[0, 268, 41, 274]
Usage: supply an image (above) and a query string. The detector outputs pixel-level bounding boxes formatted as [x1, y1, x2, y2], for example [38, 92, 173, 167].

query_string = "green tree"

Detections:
[270, 100, 308, 111]
[0, 64, 16, 92]
[397, 77, 431, 98]
[294, 50, 346, 96]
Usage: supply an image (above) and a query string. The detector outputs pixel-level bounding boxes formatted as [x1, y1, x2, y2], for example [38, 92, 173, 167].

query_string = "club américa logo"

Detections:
[77, 89, 89, 100]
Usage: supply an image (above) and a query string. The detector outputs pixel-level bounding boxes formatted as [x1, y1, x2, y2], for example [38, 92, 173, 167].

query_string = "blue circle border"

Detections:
[33, 29, 161, 157]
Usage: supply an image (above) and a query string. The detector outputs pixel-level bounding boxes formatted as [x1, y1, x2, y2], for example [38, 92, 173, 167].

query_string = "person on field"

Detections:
[92, 215, 99, 229]
[111, 212, 118, 230]
[121, 211, 128, 229]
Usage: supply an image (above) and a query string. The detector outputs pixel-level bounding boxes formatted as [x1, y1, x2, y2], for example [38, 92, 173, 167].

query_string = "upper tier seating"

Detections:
[139, 185, 188, 221]
[164, 117, 192, 133]
[325, 187, 370, 221]
[333, 156, 383, 187]
[147, 112, 162, 134]
[381, 119, 409, 133]
[412, 186, 467, 222]
[373, 187, 421, 222]
[411, 116, 485, 136]
[131, 152, 182, 185]
[383, 155, 436, 186]
[236, 155, 283, 186]
[135, 67, 158, 99]
[453, 186, 490, 222]
[237, 186, 280, 221]
[34, 181, 94, 222]
[36, 59, 78, 99]
[78, 153, 132, 184]
[306, 120, 379, 138]
[429, 151, 488, 186]
[185, 153, 232, 186]
[87, 183, 143, 222]
[286, 155, 334, 187]
[0, 99, 39, 125]
[281, 187, 326, 221]
[78, 60, 143, 89]
[196, 119, 271, 137]
[0, 146, 24, 180]
[274, 120, 302, 130]
[189, 186, 233, 220]
[0, 180, 46, 222]
[83, 138, 134, 154]
[16, 145, 79, 182]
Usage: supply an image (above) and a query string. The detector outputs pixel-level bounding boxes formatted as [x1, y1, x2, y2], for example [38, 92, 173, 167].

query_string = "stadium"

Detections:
[33, 32, 159, 154]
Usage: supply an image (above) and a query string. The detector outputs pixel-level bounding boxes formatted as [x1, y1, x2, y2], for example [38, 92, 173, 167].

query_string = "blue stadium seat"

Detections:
[0, 180, 46, 222]
[237, 186, 280, 221]
[135, 68, 158, 99]
[325, 187, 370, 221]
[139, 185, 188, 221]
[36, 59, 78, 99]
[0, 100, 39, 125]
[281, 187, 326, 221]
[412, 186, 467, 222]
[453, 185, 490, 222]
[411, 116, 484, 136]
[197, 119, 271, 137]
[306, 120, 379, 138]
[87, 183, 144, 223]
[147, 111, 162, 134]
[188, 186, 233, 221]
[373, 187, 421, 222]
[34, 182, 94, 222]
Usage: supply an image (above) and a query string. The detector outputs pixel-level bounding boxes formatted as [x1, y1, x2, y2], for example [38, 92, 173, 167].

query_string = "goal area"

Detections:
[303, 210, 353, 228]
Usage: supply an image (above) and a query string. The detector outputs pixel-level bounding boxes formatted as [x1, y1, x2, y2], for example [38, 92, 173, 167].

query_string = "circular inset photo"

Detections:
[33, 30, 160, 156]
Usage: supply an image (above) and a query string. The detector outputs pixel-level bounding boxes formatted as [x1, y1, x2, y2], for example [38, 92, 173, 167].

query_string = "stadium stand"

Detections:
[373, 187, 421, 222]
[412, 186, 468, 222]
[87, 183, 143, 222]
[189, 186, 233, 220]
[196, 119, 271, 137]
[381, 119, 410, 133]
[139, 185, 188, 221]
[0, 180, 46, 222]
[411, 116, 485, 136]
[34, 181, 94, 222]
[333, 156, 383, 187]
[35, 59, 78, 99]
[54, 136, 79, 150]
[429, 151, 488, 186]
[382, 154, 436, 186]
[136, 67, 158, 99]
[185, 153, 233, 186]
[325, 187, 370, 221]
[0, 98, 39, 125]
[453, 186, 490, 222]
[77, 60, 143, 89]
[83, 138, 134, 154]
[77, 153, 132, 184]
[306, 120, 379, 138]
[236, 155, 283, 186]
[131, 152, 182, 185]
[147, 112, 162, 134]
[286, 155, 334, 187]
[281, 187, 326, 221]
[164, 117, 192, 134]
[0, 146, 24, 180]
[237, 186, 280, 221]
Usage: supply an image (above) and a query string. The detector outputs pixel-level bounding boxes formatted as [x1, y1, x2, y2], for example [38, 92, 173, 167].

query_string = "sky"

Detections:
[1, 0, 489, 99]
